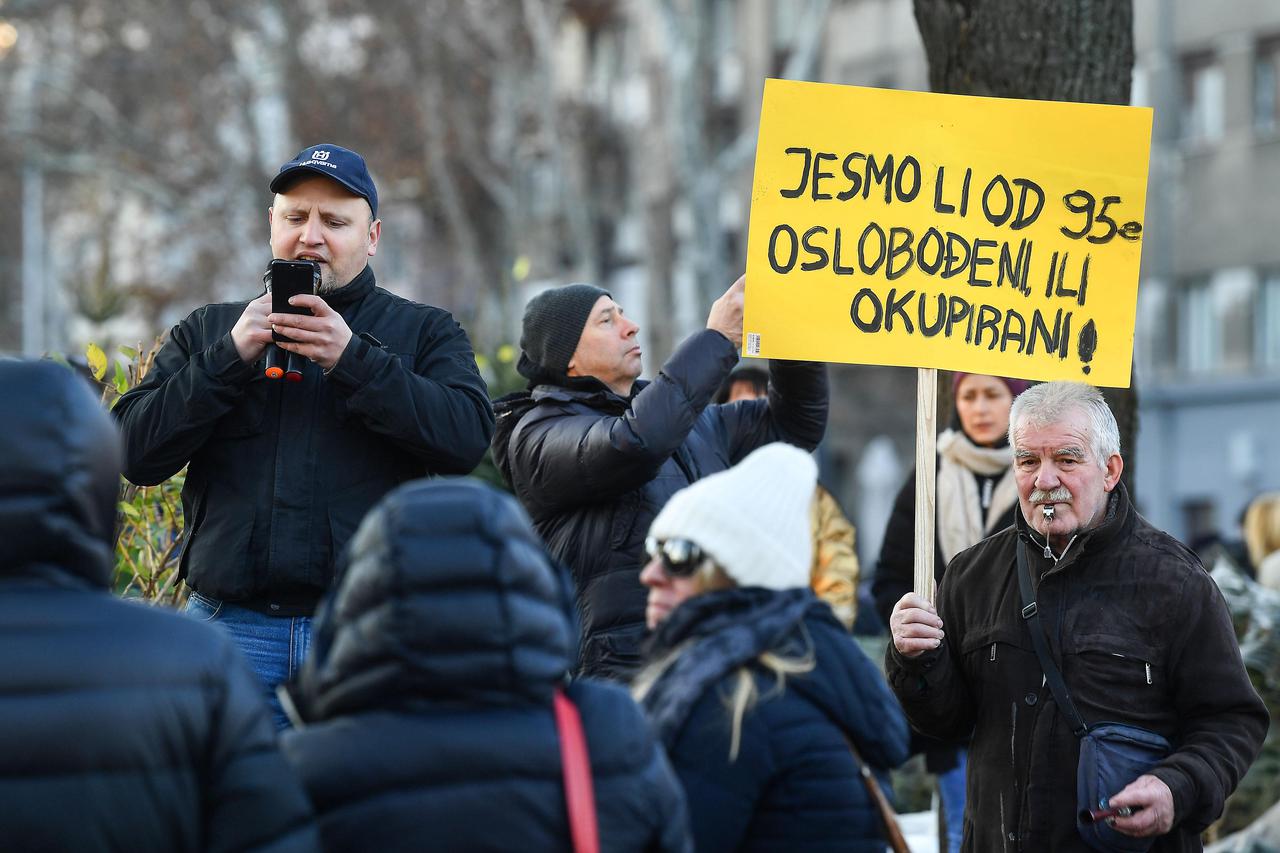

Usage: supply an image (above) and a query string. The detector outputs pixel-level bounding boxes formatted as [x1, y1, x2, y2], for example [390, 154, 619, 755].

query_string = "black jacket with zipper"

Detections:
[885, 483, 1268, 852]
[114, 266, 494, 612]
[491, 329, 828, 680]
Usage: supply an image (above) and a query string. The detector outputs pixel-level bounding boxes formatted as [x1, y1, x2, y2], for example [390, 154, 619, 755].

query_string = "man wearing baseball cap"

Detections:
[115, 143, 494, 727]
[491, 276, 829, 681]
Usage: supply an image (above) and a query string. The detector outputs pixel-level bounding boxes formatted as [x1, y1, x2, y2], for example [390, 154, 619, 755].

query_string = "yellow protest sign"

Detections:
[743, 79, 1152, 387]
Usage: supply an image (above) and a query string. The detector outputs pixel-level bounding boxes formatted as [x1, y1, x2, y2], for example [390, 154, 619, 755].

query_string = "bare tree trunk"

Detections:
[915, 0, 1139, 493]
[642, 53, 679, 365]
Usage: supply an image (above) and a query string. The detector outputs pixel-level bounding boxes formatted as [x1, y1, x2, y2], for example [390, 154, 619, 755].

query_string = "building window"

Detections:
[1261, 271, 1280, 370]
[1135, 279, 1177, 380]
[1255, 37, 1280, 133]
[1181, 52, 1224, 145]
[1182, 269, 1257, 376]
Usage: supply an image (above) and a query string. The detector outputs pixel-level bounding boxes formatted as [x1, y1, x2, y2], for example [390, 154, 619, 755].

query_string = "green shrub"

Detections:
[86, 340, 187, 607]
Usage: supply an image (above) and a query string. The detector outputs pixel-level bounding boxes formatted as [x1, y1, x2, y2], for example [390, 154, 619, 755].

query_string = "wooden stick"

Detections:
[914, 367, 938, 602]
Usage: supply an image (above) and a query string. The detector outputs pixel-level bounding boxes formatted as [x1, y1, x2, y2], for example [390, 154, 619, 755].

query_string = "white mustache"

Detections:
[1030, 487, 1072, 504]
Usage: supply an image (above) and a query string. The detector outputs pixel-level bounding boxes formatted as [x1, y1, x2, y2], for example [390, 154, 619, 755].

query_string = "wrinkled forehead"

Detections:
[1012, 410, 1093, 456]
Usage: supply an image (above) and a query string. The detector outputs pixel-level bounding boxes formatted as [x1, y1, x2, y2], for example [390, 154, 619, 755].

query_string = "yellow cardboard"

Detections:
[743, 79, 1153, 387]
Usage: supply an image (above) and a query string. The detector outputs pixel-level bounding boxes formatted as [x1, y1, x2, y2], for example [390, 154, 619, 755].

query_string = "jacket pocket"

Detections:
[1064, 635, 1163, 725]
[960, 626, 1040, 706]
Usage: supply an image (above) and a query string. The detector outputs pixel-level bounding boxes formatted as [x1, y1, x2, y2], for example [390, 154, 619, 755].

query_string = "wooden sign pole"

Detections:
[914, 367, 938, 602]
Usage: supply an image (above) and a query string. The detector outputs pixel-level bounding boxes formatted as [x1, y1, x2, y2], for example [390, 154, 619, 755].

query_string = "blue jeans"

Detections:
[185, 592, 312, 730]
[938, 748, 968, 853]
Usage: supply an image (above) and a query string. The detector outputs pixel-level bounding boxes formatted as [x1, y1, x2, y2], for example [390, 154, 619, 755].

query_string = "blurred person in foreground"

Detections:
[492, 277, 828, 681]
[887, 381, 1268, 851]
[0, 359, 317, 852]
[633, 442, 910, 852]
[278, 478, 691, 853]
[114, 143, 493, 726]
[872, 371, 1029, 852]
[716, 362, 861, 630]
[1243, 492, 1280, 590]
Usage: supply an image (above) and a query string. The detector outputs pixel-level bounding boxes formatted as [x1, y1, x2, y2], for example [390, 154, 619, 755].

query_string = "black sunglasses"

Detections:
[644, 536, 706, 578]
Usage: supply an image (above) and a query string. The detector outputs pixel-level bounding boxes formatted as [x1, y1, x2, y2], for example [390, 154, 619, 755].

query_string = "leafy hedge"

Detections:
[85, 341, 186, 606]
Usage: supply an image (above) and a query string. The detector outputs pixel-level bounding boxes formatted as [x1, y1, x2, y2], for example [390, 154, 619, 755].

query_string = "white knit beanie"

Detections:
[648, 442, 816, 590]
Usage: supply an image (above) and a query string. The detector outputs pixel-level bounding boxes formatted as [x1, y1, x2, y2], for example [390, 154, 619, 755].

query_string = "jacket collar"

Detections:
[530, 377, 649, 412]
[321, 264, 376, 312]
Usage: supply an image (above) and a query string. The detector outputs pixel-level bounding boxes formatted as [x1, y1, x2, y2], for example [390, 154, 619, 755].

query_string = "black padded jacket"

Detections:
[0, 359, 318, 852]
[280, 479, 691, 853]
[491, 329, 828, 680]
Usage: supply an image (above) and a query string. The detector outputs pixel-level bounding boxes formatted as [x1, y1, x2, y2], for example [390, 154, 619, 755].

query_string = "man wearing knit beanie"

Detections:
[492, 275, 830, 682]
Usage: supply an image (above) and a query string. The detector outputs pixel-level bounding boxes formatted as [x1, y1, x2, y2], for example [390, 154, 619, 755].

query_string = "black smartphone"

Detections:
[269, 259, 319, 343]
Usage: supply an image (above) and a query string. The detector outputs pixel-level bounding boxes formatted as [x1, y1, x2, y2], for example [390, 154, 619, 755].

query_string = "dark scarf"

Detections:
[640, 587, 824, 748]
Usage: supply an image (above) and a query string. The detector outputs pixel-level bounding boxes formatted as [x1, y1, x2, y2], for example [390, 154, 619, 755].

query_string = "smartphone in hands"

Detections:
[269, 259, 320, 343]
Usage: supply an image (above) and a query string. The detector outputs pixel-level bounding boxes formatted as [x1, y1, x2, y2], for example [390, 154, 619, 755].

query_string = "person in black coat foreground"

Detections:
[0, 359, 318, 852]
[279, 478, 691, 853]
[634, 443, 910, 853]
[492, 276, 828, 681]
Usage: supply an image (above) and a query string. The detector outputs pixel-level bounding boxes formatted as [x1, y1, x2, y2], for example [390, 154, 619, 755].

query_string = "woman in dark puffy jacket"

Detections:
[634, 443, 910, 853]
[279, 478, 691, 853]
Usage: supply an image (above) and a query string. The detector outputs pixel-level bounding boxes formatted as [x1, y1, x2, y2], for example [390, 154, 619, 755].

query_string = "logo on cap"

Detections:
[311, 150, 331, 161]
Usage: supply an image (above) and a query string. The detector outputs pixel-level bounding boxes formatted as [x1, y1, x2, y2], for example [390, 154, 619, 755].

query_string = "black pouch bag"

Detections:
[1076, 722, 1172, 852]
[1017, 540, 1173, 853]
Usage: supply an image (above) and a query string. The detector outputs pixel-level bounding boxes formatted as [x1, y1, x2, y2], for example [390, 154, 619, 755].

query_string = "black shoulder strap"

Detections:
[1016, 537, 1090, 737]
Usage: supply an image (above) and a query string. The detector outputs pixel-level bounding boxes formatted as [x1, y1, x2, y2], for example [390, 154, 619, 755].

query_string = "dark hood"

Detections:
[288, 478, 577, 722]
[0, 359, 121, 587]
[490, 390, 538, 489]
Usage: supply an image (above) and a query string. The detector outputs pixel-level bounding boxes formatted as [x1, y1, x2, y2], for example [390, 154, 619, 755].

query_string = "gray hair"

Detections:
[1008, 382, 1120, 468]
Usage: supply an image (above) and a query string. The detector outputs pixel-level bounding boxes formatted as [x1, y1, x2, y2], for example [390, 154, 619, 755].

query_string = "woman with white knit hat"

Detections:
[633, 442, 910, 853]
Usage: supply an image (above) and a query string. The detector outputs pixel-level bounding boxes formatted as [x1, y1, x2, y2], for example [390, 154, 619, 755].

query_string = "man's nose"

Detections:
[300, 215, 324, 244]
[622, 317, 639, 338]
[1034, 465, 1060, 490]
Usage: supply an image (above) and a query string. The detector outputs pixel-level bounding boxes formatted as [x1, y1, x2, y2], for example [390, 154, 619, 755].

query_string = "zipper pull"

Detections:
[990, 643, 997, 662]
[1145, 662, 1152, 685]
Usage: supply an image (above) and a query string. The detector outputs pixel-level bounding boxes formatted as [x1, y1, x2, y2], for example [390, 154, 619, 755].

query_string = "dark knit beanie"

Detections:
[517, 284, 610, 383]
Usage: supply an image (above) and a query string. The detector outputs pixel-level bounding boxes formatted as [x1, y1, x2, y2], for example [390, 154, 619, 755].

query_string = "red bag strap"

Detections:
[554, 686, 600, 853]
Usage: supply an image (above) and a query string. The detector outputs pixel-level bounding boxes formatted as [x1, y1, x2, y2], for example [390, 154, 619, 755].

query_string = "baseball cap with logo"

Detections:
[270, 143, 379, 219]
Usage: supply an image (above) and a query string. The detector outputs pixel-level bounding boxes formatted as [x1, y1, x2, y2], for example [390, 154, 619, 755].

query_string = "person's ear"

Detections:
[1103, 453, 1124, 491]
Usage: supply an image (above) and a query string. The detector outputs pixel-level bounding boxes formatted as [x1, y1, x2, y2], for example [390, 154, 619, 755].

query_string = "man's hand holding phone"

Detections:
[269, 296, 353, 371]
[231, 294, 274, 365]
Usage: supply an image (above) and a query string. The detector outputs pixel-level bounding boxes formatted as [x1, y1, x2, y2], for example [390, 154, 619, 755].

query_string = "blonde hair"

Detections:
[632, 562, 816, 761]
[1243, 493, 1280, 569]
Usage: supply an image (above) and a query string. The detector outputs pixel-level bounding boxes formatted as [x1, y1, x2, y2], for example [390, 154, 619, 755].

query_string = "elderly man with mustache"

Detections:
[885, 381, 1267, 853]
